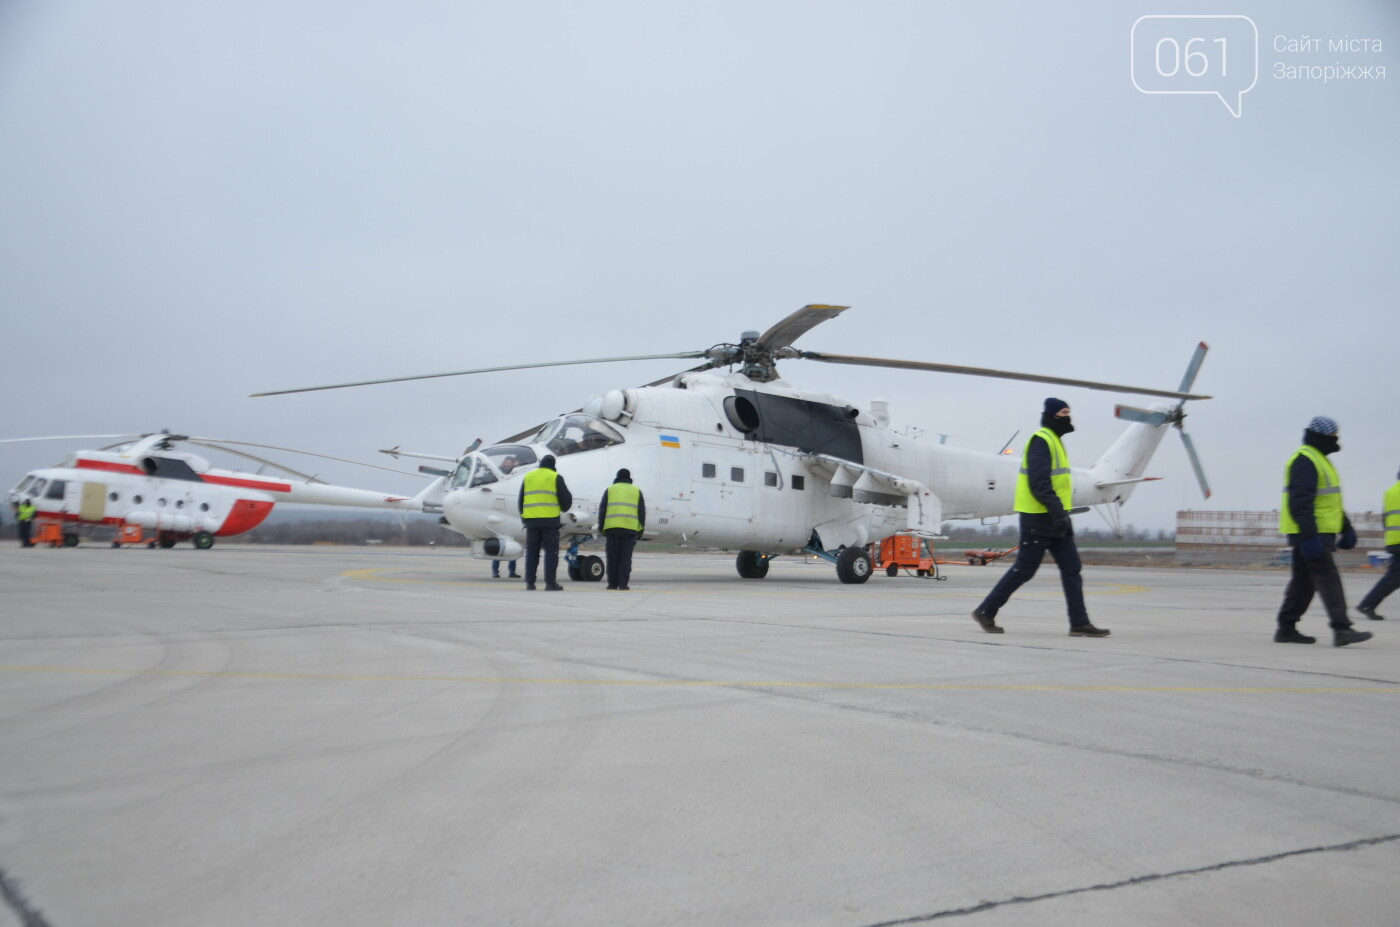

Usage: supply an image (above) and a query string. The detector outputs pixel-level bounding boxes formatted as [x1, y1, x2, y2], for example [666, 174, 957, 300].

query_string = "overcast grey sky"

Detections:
[2, 0, 1396, 532]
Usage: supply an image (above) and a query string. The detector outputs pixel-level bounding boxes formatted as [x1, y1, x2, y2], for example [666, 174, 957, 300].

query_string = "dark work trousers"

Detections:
[1277, 535, 1353, 630]
[17, 520, 33, 547]
[1357, 543, 1400, 612]
[978, 532, 1089, 627]
[605, 530, 638, 588]
[524, 524, 560, 585]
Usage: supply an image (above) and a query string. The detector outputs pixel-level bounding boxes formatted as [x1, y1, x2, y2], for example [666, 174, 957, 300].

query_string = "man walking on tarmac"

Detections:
[1274, 416, 1372, 646]
[1355, 465, 1400, 622]
[970, 398, 1110, 638]
[599, 468, 645, 590]
[518, 455, 572, 591]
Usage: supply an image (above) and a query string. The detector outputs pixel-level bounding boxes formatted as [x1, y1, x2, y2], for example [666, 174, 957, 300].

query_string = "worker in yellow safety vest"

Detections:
[15, 498, 36, 548]
[1274, 416, 1371, 647]
[517, 454, 572, 590]
[1356, 467, 1400, 621]
[598, 468, 646, 590]
[970, 398, 1110, 638]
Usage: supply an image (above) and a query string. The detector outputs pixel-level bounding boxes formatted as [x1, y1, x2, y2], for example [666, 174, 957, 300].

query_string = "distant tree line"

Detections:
[235, 516, 468, 546]
[939, 523, 1173, 543]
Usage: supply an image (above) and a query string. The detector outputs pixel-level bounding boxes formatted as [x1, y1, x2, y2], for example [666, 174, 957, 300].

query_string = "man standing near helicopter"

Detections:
[519, 455, 572, 591]
[599, 468, 646, 590]
[971, 398, 1110, 637]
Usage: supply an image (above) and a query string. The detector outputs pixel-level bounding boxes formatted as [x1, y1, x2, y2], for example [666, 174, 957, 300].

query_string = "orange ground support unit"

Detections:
[872, 535, 944, 579]
[32, 522, 65, 547]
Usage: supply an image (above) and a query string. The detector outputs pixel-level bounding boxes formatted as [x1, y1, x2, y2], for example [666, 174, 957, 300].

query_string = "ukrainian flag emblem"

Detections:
[660, 434, 681, 448]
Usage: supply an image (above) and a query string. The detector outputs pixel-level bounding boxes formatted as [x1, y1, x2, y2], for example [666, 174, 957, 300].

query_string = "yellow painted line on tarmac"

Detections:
[1, 665, 1396, 695]
[340, 568, 1150, 597]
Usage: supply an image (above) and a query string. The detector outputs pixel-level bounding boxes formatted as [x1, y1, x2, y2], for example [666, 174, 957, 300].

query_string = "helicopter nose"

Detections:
[442, 487, 503, 539]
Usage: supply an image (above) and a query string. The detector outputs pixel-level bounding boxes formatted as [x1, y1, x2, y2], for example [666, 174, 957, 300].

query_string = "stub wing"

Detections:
[795, 451, 943, 536]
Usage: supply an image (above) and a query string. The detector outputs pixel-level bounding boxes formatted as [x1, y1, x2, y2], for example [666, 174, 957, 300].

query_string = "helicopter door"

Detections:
[688, 443, 758, 547]
[79, 482, 107, 522]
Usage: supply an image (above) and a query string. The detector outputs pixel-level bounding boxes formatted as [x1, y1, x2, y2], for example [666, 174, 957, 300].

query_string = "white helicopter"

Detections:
[256, 305, 1211, 583]
[4, 432, 439, 549]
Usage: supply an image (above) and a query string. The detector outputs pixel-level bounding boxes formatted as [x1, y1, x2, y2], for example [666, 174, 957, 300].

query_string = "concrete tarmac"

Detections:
[1, 544, 1396, 927]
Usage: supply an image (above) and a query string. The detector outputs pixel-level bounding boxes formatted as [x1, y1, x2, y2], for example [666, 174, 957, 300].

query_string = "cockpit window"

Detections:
[45, 479, 67, 500]
[543, 414, 623, 457]
[480, 444, 537, 476]
[12, 475, 34, 494]
[449, 445, 542, 489]
[28, 478, 47, 498]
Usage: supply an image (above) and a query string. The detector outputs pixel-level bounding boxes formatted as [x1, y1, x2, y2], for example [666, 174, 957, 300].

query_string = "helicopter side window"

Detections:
[546, 414, 623, 458]
[469, 464, 498, 488]
[730, 467, 744, 483]
[44, 479, 67, 500]
[792, 475, 805, 491]
[701, 463, 716, 479]
[764, 471, 778, 487]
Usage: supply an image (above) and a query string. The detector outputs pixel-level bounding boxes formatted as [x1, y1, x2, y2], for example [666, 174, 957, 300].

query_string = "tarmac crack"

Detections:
[0, 866, 53, 927]
[856, 832, 1400, 925]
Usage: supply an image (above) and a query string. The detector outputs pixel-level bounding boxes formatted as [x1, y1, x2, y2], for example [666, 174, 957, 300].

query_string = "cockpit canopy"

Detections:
[447, 414, 625, 490]
[534, 413, 624, 458]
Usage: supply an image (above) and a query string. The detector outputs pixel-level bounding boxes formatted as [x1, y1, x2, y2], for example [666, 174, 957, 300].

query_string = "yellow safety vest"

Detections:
[1383, 481, 1400, 546]
[1014, 428, 1072, 514]
[1279, 445, 1344, 534]
[602, 482, 641, 532]
[521, 468, 561, 519]
[16, 502, 36, 522]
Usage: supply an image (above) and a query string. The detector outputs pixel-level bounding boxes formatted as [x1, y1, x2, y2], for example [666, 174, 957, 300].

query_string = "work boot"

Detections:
[1069, 624, 1111, 637]
[525, 583, 537, 591]
[1357, 605, 1384, 621]
[971, 608, 1004, 634]
[1273, 628, 1316, 644]
[1334, 628, 1373, 647]
[545, 583, 564, 591]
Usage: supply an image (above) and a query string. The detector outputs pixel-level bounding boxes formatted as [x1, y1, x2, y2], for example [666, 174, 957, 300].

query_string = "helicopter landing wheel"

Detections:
[192, 531, 215, 550]
[736, 550, 770, 579]
[836, 546, 872, 584]
[578, 555, 604, 582]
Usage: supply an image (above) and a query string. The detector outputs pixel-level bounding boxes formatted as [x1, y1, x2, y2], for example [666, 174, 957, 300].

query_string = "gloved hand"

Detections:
[1299, 535, 1324, 560]
[1050, 509, 1072, 536]
[1338, 528, 1357, 550]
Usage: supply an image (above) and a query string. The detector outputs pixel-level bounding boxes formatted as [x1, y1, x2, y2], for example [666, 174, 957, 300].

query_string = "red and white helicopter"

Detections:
[5, 432, 439, 548]
[257, 305, 1211, 583]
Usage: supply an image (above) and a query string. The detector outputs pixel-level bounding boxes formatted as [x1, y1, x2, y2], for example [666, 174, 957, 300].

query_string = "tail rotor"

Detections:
[1114, 342, 1212, 499]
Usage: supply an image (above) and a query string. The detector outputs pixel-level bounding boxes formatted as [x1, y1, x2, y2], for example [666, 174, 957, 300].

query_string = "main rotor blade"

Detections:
[1178, 430, 1212, 499]
[798, 352, 1212, 401]
[251, 352, 710, 397]
[755, 304, 850, 351]
[0, 434, 138, 445]
[186, 438, 421, 479]
[1178, 341, 1210, 394]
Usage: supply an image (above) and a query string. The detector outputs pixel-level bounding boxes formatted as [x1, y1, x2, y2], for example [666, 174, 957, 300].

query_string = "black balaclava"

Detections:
[1041, 397, 1074, 436]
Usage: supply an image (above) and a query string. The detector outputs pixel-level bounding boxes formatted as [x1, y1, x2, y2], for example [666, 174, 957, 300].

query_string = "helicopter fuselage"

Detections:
[439, 371, 1171, 564]
[8, 436, 422, 548]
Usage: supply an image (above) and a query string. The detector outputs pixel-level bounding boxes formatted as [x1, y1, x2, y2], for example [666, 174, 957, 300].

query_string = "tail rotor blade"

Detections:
[1178, 342, 1210, 394]
[1115, 404, 1169, 427]
[1178, 430, 1212, 499]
